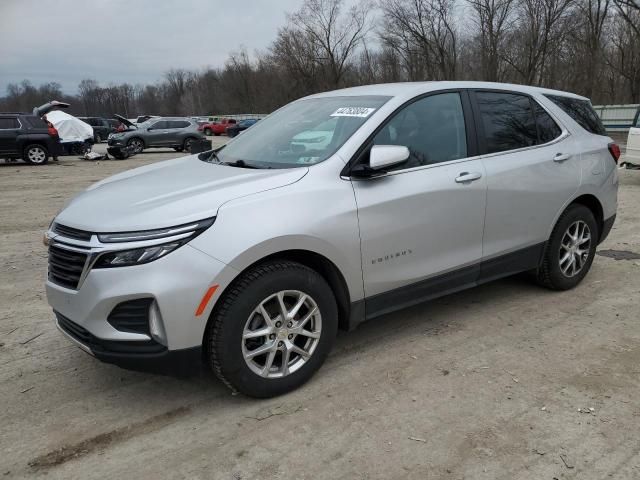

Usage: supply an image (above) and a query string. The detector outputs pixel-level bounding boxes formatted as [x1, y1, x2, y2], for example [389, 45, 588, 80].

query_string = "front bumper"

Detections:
[47, 242, 239, 356]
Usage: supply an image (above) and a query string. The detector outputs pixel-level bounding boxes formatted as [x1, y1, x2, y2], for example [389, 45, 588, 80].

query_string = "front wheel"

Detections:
[127, 138, 144, 154]
[204, 128, 212, 136]
[207, 261, 338, 398]
[94, 133, 102, 143]
[536, 204, 598, 290]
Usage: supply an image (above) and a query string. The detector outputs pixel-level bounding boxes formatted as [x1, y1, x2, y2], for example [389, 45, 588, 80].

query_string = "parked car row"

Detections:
[198, 117, 260, 136]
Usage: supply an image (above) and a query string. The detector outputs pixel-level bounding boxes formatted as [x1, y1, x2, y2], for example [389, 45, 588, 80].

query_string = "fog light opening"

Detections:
[149, 301, 167, 346]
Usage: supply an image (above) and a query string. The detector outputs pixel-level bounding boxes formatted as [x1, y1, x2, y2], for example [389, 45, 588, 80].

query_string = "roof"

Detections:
[308, 81, 589, 102]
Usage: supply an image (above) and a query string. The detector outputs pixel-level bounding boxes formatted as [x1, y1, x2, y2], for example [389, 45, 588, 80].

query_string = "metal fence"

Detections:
[593, 104, 639, 133]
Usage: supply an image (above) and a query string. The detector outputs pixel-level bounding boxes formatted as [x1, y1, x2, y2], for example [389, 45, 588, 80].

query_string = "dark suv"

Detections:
[0, 113, 56, 165]
[79, 117, 114, 143]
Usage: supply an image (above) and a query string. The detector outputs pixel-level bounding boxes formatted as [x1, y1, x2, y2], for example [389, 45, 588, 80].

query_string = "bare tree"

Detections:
[290, 0, 373, 88]
[467, 0, 516, 81]
[379, 0, 459, 80]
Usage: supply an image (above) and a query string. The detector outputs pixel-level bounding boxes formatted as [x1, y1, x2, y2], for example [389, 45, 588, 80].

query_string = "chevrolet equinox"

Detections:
[46, 82, 619, 397]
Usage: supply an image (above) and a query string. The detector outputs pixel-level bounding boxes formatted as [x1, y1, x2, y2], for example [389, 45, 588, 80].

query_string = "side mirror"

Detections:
[369, 145, 410, 170]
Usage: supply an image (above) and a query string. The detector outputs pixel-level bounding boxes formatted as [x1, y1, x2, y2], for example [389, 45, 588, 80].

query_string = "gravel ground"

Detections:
[1, 142, 639, 479]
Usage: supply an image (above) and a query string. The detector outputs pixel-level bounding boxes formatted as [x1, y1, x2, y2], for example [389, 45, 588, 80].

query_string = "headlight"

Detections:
[97, 218, 214, 243]
[94, 217, 214, 268]
[94, 241, 184, 268]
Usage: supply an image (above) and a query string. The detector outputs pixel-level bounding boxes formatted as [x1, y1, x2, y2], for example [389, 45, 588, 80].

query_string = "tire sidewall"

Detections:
[23, 144, 49, 165]
[213, 264, 338, 397]
[127, 138, 143, 153]
[544, 205, 598, 289]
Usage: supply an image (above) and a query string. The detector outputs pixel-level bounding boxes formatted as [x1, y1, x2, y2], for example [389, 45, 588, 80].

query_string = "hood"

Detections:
[114, 114, 137, 129]
[55, 155, 308, 232]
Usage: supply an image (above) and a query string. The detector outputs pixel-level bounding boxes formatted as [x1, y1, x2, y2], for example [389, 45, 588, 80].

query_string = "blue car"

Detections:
[226, 118, 259, 138]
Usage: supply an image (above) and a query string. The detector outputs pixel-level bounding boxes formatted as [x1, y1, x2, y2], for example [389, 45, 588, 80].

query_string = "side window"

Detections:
[0, 118, 19, 129]
[372, 92, 467, 170]
[168, 120, 190, 129]
[544, 94, 606, 136]
[533, 102, 562, 143]
[149, 121, 167, 130]
[475, 92, 537, 154]
[634, 109, 640, 128]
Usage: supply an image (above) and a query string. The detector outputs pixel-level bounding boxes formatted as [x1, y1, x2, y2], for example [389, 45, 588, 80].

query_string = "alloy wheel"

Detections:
[27, 146, 47, 164]
[241, 290, 322, 379]
[559, 220, 591, 277]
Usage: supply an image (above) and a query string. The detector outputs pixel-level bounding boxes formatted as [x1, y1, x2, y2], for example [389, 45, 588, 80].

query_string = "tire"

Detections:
[173, 147, 184, 152]
[207, 260, 338, 398]
[183, 137, 197, 153]
[94, 133, 102, 143]
[536, 204, 598, 290]
[23, 144, 49, 165]
[204, 128, 212, 136]
[127, 137, 144, 154]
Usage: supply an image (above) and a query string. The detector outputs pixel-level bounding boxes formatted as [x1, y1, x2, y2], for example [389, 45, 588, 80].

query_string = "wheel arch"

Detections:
[569, 194, 604, 241]
[202, 249, 354, 354]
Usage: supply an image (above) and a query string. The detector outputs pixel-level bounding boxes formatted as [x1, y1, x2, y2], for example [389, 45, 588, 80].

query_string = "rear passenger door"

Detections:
[166, 120, 191, 144]
[471, 90, 580, 280]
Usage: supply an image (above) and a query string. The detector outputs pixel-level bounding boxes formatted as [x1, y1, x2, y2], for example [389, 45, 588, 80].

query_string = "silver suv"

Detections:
[107, 116, 204, 153]
[46, 82, 619, 397]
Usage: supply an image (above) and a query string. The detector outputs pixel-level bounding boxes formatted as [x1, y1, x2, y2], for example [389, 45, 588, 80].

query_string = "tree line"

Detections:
[1, 0, 638, 118]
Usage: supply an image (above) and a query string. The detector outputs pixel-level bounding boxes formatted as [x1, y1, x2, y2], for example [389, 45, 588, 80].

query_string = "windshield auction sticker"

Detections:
[330, 107, 376, 118]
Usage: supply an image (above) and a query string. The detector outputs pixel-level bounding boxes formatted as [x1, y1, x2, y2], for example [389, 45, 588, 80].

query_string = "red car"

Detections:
[199, 118, 237, 136]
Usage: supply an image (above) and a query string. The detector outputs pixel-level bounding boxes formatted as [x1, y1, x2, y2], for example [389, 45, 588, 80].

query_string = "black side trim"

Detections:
[478, 242, 545, 284]
[365, 263, 480, 321]
[599, 214, 616, 244]
[350, 242, 546, 329]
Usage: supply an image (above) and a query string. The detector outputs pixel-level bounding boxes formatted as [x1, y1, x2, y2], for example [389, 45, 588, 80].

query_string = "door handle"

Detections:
[455, 172, 482, 183]
[553, 153, 571, 162]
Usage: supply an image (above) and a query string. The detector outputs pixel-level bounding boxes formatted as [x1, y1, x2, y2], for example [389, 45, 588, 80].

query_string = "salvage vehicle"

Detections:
[107, 116, 205, 153]
[46, 82, 618, 398]
[0, 113, 57, 164]
[625, 107, 640, 167]
[79, 117, 115, 143]
[226, 118, 258, 138]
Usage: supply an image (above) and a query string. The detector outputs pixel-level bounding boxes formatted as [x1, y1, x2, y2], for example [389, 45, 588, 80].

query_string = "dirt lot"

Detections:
[1, 143, 639, 479]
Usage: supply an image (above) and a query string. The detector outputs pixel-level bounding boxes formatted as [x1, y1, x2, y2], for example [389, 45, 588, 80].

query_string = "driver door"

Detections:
[350, 91, 487, 317]
[627, 108, 640, 165]
[145, 120, 168, 146]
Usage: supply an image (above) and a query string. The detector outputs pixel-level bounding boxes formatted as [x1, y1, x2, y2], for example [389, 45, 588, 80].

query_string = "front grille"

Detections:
[52, 223, 93, 241]
[56, 312, 165, 355]
[48, 245, 87, 289]
[107, 298, 153, 335]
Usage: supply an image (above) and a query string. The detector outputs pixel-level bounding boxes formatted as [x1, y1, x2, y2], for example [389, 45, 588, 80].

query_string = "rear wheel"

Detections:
[183, 137, 197, 153]
[207, 260, 338, 398]
[536, 204, 598, 290]
[23, 144, 49, 165]
[94, 133, 102, 143]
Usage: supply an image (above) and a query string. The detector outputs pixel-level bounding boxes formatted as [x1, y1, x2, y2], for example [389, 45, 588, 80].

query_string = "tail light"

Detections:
[608, 143, 621, 164]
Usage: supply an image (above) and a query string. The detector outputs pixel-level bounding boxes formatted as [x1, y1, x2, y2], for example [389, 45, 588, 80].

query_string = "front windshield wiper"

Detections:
[220, 159, 265, 169]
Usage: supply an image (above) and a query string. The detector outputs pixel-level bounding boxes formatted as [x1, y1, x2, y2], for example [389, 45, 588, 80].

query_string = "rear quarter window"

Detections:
[544, 94, 606, 136]
[0, 118, 20, 129]
[23, 116, 47, 128]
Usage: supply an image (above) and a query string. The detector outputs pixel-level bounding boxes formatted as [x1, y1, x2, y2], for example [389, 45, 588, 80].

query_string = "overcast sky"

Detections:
[0, 0, 309, 94]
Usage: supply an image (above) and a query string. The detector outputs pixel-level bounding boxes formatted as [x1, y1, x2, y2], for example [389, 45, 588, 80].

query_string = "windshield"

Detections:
[209, 95, 390, 168]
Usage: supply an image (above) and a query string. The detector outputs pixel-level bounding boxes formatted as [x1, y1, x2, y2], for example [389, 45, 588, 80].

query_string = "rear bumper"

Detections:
[599, 214, 616, 244]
